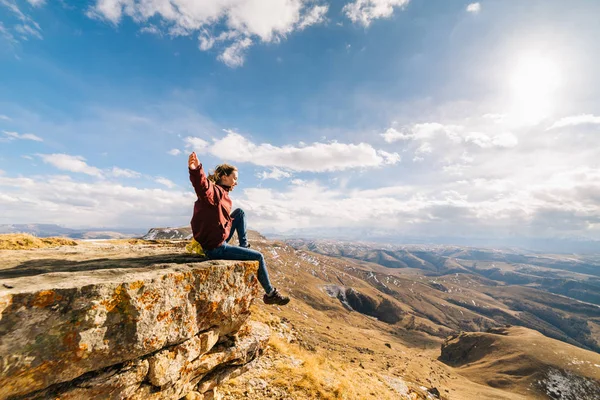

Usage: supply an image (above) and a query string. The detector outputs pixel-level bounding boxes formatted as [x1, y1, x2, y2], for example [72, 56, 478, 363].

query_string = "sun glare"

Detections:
[509, 53, 561, 125]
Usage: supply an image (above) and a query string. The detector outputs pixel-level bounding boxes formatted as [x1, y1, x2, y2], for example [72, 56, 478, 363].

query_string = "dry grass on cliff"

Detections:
[222, 307, 402, 399]
[222, 334, 402, 400]
[271, 336, 400, 399]
[0, 234, 78, 250]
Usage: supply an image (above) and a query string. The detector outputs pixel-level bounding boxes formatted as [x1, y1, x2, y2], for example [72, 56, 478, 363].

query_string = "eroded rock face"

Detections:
[22, 321, 270, 400]
[147, 329, 220, 388]
[28, 359, 151, 400]
[0, 260, 261, 399]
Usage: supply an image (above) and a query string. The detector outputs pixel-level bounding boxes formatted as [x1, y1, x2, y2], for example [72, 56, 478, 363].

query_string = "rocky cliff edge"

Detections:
[0, 259, 269, 399]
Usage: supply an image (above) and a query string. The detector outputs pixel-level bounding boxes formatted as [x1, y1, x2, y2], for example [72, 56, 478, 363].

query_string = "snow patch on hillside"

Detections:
[537, 368, 600, 399]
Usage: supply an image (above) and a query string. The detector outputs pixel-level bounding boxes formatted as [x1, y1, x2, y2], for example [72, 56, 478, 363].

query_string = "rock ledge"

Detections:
[0, 259, 268, 399]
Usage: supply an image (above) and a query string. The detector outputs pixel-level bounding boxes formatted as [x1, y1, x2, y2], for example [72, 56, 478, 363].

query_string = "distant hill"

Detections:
[0, 224, 144, 239]
[270, 229, 600, 253]
[287, 238, 600, 353]
[142, 226, 193, 240]
[440, 326, 600, 398]
[140, 226, 267, 241]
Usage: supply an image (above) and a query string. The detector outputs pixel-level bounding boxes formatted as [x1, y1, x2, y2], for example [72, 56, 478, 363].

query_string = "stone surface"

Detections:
[0, 260, 259, 399]
[25, 359, 150, 400]
[184, 391, 204, 400]
[128, 321, 270, 400]
[147, 329, 220, 387]
[203, 388, 222, 400]
[190, 321, 270, 381]
[195, 362, 253, 394]
[24, 320, 271, 400]
[20, 322, 270, 400]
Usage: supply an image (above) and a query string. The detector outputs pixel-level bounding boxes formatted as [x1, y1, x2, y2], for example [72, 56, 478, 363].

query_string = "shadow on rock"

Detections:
[0, 254, 208, 279]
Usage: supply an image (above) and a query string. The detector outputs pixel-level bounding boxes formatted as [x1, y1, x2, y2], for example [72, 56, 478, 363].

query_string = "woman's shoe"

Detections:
[263, 288, 290, 306]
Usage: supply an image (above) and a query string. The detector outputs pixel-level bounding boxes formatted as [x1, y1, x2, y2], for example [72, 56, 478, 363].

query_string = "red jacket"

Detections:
[189, 165, 232, 250]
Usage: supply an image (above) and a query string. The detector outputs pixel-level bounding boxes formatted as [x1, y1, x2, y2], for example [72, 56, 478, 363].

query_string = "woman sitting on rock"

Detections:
[188, 152, 290, 306]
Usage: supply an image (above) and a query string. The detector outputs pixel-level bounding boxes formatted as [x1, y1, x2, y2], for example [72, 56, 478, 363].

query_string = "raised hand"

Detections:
[188, 152, 199, 170]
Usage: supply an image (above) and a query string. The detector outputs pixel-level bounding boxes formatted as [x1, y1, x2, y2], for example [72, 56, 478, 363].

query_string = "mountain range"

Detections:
[5, 224, 599, 253]
[287, 238, 600, 353]
[0, 224, 144, 239]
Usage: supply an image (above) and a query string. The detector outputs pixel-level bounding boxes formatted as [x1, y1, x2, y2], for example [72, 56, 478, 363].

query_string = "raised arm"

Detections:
[188, 152, 217, 205]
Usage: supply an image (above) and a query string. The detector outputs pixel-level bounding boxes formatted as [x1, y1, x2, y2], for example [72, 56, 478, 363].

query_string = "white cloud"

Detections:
[0, 0, 43, 40]
[183, 136, 209, 152]
[298, 4, 328, 30]
[377, 150, 401, 164]
[1, 155, 599, 240]
[381, 123, 463, 146]
[482, 113, 505, 123]
[491, 132, 518, 148]
[86, 0, 124, 23]
[0, 114, 11, 121]
[218, 37, 253, 68]
[382, 123, 518, 159]
[168, 148, 181, 156]
[38, 154, 103, 177]
[381, 127, 411, 143]
[415, 142, 432, 155]
[139, 24, 162, 36]
[257, 168, 292, 180]
[547, 114, 600, 130]
[199, 33, 215, 51]
[465, 132, 492, 149]
[1, 0, 25, 18]
[233, 165, 600, 239]
[460, 152, 474, 164]
[343, 0, 410, 27]
[0, 174, 192, 227]
[466, 3, 481, 14]
[412, 123, 462, 141]
[26, 0, 45, 6]
[2, 130, 43, 141]
[189, 130, 400, 172]
[14, 23, 43, 39]
[442, 163, 468, 176]
[464, 132, 518, 148]
[111, 167, 141, 178]
[88, 0, 328, 67]
[155, 176, 176, 188]
[0, 22, 17, 46]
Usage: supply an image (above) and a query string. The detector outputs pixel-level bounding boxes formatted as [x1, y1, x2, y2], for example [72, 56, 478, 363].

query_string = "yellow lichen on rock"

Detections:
[0, 259, 261, 399]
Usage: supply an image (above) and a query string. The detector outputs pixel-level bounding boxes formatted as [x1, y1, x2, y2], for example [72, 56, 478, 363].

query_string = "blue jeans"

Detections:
[205, 209, 273, 294]
[226, 208, 248, 247]
[205, 242, 274, 294]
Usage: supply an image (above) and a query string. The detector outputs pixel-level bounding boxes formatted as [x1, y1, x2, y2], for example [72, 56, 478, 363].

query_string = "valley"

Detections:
[2, 233, 600, 398]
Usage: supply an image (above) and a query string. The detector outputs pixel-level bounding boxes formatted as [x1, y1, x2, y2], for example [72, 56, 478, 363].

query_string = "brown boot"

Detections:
[263, 288, 290, 306]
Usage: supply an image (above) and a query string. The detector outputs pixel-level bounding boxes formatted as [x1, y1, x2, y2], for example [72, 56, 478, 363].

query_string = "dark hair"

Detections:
[208, 163, 237, 184]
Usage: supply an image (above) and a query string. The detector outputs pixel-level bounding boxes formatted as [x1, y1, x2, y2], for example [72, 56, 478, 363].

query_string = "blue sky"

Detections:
[1, 0, 599, 243]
